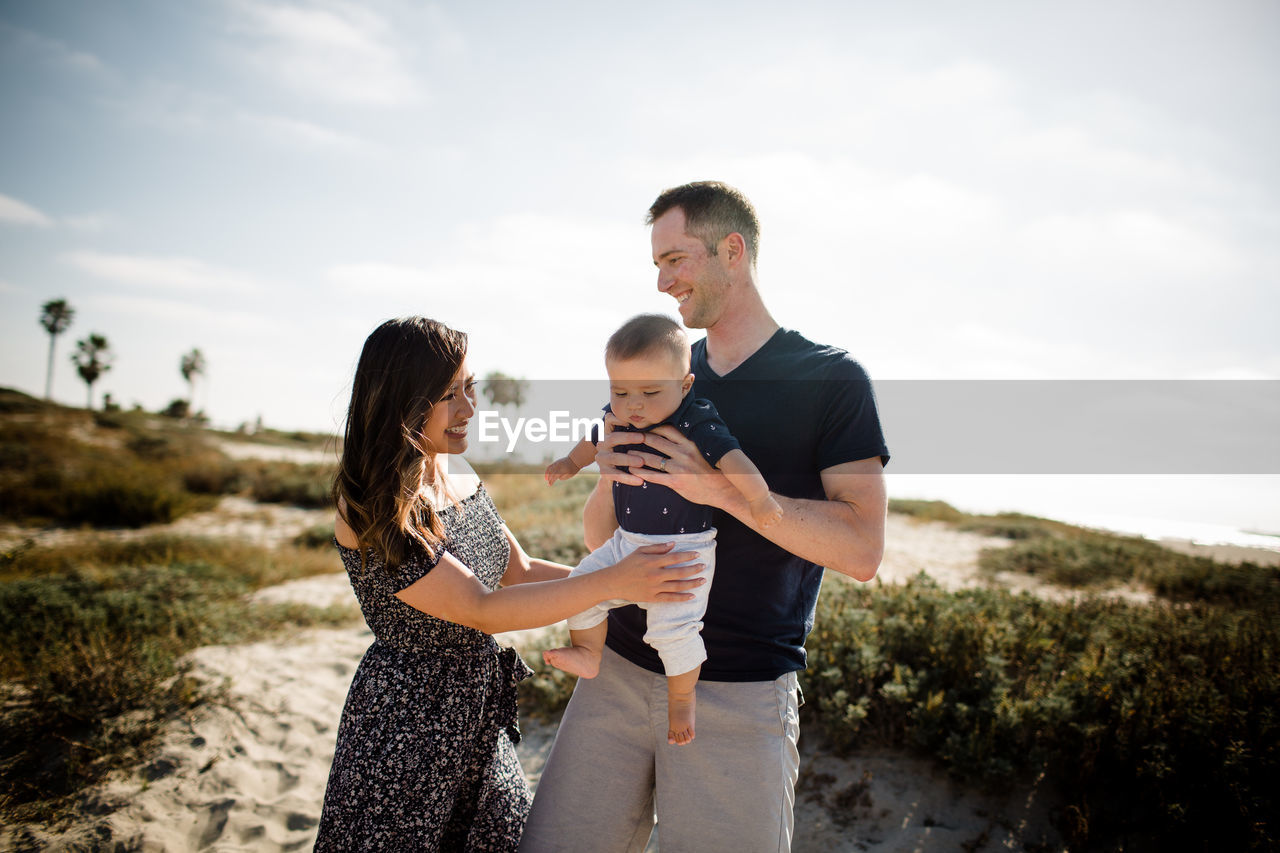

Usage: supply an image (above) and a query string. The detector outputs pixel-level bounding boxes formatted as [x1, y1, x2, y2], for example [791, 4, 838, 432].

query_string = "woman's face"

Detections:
[422, 359, 477, 455]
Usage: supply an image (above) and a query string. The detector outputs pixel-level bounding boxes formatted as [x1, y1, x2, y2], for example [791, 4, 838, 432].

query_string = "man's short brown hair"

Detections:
[646, 181, 760, 265]
[605, 313, 690, 372]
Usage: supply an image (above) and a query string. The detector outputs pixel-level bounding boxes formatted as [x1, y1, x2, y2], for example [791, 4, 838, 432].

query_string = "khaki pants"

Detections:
[519, 647, 802, 853]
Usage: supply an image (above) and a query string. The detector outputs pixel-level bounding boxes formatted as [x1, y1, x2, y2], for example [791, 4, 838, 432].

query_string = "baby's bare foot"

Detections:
[667, 692, 696, 746]
[542, 646, 601, 679]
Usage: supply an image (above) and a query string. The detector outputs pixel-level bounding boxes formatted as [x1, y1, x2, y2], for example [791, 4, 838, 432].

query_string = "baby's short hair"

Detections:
[605, 314, 690, 371]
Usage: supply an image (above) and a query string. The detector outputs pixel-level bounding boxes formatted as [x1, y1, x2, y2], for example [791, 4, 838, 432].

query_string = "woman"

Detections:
[315, 317, 702, 851]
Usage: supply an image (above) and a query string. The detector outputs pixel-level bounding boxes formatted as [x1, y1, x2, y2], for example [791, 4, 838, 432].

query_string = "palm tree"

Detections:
[180, 348, 206, 410]
[39, 298, 75, 400]
[71, 333, 113, 409]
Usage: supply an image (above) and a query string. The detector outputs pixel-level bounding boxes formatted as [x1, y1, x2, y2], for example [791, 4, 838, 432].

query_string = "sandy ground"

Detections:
[0, 496, 330, 552]
[214, 440, 335, 467]
[3, 510, 1275, 851]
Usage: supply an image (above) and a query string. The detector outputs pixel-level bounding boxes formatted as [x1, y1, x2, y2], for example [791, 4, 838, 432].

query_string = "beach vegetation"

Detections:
[891, 498, 1280, 610]
[804, 576, 1278, 851]
[2, 405, 1273, 849]
[980, 530, 1280, 609]
[0, 535, 354, 822]
[240, 460, 335, 507]
[479, 464, 595, 568]
[0, 388, 335, 528]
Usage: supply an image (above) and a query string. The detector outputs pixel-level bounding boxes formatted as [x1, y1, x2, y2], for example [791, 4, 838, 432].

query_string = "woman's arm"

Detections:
[393, 541, 704, 635]
[499, 526, 572, 585]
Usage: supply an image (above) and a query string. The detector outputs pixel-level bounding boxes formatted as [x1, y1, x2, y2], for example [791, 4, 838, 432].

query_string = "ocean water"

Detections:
[886, 473, 1280, 552]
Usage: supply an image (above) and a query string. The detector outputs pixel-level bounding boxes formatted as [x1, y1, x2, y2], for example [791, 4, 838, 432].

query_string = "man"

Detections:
[520, 182, 889, 852]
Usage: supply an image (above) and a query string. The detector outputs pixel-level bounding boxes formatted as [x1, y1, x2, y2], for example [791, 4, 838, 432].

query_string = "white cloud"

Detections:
[0, 193, 55, 227]
[103, 77, 371, 156]
[0, 22, 106, 74]
[1000, 125, 1188, 187]
[237, 110, 371, 151]
[0, 194, 113, 231]
[228, 0, 422, 106]
[885, 60, 1015, 109]
[65, 251, 268, 294]
[1188, 366, 1279, 380]
[64, 213, 115, 232]
[328, 262, 430, 293]
[86, 293, 271, 334]
[1016, 209, 1248, 281]
[325, 212, 668, 379]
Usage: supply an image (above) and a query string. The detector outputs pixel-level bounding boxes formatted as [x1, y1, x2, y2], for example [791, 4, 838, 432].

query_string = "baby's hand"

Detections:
[544, 457, 581, 485]
[749, 494, 784, 529]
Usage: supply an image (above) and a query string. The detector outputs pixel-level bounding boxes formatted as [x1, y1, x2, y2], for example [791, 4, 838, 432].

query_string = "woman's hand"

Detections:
[605, 541, 705, 603]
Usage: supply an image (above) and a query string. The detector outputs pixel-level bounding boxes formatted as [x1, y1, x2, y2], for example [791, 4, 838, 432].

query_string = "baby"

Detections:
[543, 313, 782, 745]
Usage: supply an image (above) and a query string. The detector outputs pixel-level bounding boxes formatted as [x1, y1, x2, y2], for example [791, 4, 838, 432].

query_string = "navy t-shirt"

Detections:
[604, 394, 742, 536]
[605, 328, 890, 681]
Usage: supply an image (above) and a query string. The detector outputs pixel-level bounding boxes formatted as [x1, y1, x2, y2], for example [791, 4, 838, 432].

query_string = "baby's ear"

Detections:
[682, 373, 695, 393]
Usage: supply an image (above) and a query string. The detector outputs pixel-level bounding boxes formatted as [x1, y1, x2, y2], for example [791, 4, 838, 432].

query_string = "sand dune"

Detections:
[2, 515, 1078, 852]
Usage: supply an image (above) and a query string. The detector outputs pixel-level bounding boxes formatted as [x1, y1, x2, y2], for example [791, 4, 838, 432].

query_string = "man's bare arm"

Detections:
[630, 427, 886, 581]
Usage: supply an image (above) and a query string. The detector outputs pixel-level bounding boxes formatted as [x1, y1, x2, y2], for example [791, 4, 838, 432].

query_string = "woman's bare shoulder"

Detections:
[335, 497, 359, 549]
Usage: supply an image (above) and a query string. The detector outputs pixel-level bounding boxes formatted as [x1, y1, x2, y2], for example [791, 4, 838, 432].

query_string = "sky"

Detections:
[2, 0, 1278, 534]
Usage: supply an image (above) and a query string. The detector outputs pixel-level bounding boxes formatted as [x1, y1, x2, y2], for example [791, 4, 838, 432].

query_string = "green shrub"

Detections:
[803, 576, 1279, 851]
[0, 538, 353, 820]
[295, 523, 336, 549]
[981, 533, 1280, 611]
[487, 471, 594, 559]
[62, 468, 191, 526]
[957, 512, 1069, 540]
[246, 461, 334, 507]
[0, 463, 198, 528]
[0, 388, 47, 414]
[0, 408, 221, 526]
[899, 497, 1280, 612]
[887, 499, 966, 523]
[179, 457, 246, 495]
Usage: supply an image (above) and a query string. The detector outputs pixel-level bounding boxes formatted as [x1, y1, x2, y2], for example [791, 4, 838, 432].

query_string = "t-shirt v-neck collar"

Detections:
[694, 327, 788, 380]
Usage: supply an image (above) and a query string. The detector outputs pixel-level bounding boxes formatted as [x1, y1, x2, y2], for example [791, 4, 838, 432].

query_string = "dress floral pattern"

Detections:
[316, 484, 534, 852]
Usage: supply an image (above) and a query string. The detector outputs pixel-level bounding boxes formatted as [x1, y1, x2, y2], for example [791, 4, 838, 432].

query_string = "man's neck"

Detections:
[703, 298, 779, 377]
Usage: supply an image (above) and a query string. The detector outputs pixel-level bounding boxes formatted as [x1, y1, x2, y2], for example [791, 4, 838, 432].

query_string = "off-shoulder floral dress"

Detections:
[315, 484, 534, 852]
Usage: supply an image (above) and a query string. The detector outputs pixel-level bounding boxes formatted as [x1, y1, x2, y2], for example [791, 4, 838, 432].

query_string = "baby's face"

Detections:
[606, 352, 693, 429]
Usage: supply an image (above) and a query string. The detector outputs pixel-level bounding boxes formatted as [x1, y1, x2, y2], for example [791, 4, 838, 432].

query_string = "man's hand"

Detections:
[593, 412, 649, 487]
[628, 425, 738, 510]
[634, 428, 888, 582]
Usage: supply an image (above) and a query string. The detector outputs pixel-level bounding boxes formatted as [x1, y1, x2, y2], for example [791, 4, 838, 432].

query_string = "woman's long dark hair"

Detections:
[333, 316, 467, 571]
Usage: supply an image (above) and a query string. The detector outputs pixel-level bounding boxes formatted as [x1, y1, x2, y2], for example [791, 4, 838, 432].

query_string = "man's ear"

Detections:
[719, 232, 748, 268]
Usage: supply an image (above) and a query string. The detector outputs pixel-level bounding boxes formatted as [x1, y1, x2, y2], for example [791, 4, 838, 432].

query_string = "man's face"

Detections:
[651, 208, 730, 330]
